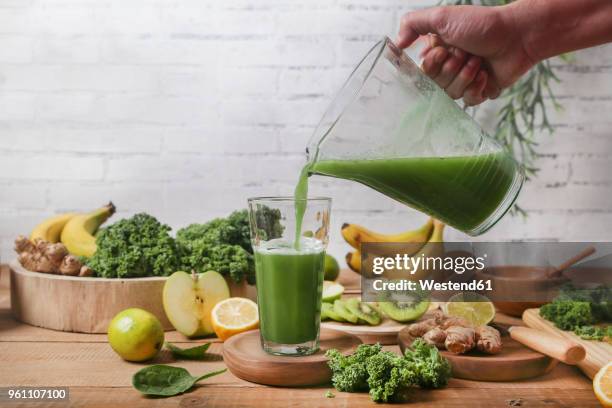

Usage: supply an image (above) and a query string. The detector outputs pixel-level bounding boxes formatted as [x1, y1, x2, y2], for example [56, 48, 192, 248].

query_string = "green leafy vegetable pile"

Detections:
[87, 213, 179, 278]
[540, 284, 611, 342]
[176, 208, 282, 284]
[326, 340, 451, 403]
[86, 209, 282, 282]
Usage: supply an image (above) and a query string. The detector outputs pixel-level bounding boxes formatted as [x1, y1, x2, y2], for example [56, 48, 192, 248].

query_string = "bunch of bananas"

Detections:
[30, 202, 116, 258]
[342, 217, 445, 280]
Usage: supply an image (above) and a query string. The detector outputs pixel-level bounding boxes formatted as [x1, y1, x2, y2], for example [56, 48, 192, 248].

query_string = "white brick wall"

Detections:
[1, 0, 612, 263]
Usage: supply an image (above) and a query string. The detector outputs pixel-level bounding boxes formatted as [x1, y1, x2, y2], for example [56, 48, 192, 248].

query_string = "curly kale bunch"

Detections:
[366, 350, 415, 403]
[87, 213, 179, 278]
[540, 284, 611, 340]
[404, 339, 452, 389]
[327, 343, 382, 393]
[176, 209, 282, 284]
[177, 211, 253, 284]
[326, 341, 450, 403]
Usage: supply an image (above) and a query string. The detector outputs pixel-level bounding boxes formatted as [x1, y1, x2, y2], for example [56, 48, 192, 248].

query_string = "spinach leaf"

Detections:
[132, 365, 226, 397]
[166, 342, 211, 360]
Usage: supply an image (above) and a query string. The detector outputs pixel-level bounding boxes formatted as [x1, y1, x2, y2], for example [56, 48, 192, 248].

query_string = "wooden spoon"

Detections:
[546, 246, 596, 278]
[508, 326, 586, 365]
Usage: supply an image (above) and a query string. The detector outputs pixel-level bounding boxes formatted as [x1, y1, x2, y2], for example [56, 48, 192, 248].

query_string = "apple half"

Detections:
[163, 270, 230, 337]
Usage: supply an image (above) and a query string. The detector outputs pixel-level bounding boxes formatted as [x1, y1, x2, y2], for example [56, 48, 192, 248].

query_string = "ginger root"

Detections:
[79, 265, 93, 277]
[445, 326, 476, 354]
[406, 318, 439, 338]
[14, 236, 87, 277]
[59, 255, 81, 276]
[475, 325, 502, 354]
[423, 327, 447, 348]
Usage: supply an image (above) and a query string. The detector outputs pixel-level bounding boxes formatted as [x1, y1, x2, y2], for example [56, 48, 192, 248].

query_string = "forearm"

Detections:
[510, 0, 612, 62]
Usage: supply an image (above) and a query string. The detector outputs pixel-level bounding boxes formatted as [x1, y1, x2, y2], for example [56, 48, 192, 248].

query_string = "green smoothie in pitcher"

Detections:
[255, 238, 325, 350]
[304, 152, 519, 233]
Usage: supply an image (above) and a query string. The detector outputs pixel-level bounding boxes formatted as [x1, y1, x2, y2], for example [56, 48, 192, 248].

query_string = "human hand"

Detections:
[397, 4, 537, 105]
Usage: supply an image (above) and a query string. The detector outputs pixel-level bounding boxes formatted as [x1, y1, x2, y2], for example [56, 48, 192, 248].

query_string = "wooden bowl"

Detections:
[9, 261, 256, 334]
[475, 266, 569, 317]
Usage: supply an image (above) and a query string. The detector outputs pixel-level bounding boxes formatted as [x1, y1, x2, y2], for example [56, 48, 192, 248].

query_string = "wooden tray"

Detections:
[9, 261, 256, 334]
[223, 328, 361, 386]
[523, 308, 612, 379]
[398, 327, 557, 382]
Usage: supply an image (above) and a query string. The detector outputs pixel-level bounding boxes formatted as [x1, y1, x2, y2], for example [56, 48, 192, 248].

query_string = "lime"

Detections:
[322, 281, 344, 303]
[324, 254, 340, 281]
[444, 292, 495, 326]
[107, 308, 164, 362]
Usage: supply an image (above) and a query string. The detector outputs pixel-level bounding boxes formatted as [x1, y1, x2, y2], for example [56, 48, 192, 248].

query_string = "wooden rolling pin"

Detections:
[508, 326, 586, 365]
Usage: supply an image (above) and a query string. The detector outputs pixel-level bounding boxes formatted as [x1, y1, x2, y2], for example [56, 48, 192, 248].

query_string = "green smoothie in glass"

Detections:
[254, 239, 324, 346]
[248, 197, 331, 356]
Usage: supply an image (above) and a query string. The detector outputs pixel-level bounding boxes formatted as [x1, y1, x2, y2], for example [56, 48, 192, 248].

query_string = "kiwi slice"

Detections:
[333, 300, 359, 324]
[378, 299, 429, 322]
[345, 298, 382, 326]
[321, 302, 346, 322]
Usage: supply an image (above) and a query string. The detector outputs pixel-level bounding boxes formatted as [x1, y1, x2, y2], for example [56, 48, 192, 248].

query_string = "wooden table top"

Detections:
[0, 266, 600, 407]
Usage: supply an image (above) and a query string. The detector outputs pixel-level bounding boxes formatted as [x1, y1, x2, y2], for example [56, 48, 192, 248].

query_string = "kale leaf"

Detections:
[87, 213, 179, 278]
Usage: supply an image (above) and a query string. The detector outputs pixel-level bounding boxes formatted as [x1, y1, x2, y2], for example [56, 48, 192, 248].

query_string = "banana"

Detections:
[30, 213, 78, 243]
[341, 217, 434, 250]
[60, 202, 116, 258]
[385, 219, 445, 281]
[346, 251, 361, 273]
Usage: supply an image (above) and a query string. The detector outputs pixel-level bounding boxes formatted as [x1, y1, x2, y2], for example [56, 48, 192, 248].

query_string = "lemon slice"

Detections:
[322, 281, 344, 303]
[444, 292, 495, 326]
[211, 297, 259, 341]
[594, 362, 612, 407]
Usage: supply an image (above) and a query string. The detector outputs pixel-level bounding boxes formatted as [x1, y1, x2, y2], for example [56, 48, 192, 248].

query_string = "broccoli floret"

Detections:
[87, 213, 179, 278]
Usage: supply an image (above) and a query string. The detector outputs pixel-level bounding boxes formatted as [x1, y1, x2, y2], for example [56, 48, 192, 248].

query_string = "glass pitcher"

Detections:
[306, 37, 524, 236]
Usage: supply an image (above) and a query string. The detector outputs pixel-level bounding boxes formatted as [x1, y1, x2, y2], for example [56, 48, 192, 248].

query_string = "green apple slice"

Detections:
[322, 281, 344, 303]
[163, 271, 230, 337]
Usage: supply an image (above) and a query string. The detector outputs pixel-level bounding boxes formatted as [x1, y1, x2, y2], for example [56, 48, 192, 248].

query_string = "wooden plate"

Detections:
[320, 303, 442, 345]
[321, 319, 405, 345]
[223, 328, 361, 386]
[398, 328, 557, 382]
[9, 261, 255, 334]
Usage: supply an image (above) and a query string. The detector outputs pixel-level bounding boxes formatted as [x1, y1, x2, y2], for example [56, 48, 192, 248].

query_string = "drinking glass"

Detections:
[247, 196, 331, 356]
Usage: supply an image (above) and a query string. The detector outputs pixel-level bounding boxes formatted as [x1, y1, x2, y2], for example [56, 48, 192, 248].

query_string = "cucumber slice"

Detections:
[322, 281, 344, 303]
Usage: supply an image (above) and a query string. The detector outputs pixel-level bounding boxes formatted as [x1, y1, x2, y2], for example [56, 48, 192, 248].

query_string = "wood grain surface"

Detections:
[523, 308, 612, 379]
[223, 328, 361, 386]
[0, 266, 600, 407]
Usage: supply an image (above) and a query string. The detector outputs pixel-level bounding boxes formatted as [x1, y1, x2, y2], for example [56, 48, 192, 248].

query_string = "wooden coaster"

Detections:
[223, 328, 361, 386]
[398, 328, 556, 382]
